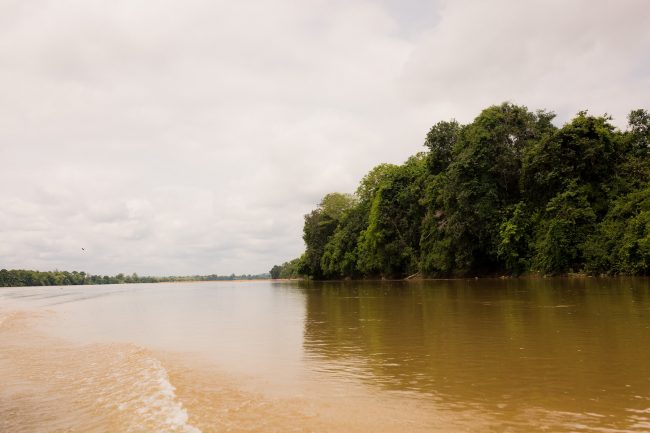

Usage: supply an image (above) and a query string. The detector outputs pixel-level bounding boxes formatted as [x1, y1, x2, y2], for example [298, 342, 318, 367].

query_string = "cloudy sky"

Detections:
[1, 0, 649, 276]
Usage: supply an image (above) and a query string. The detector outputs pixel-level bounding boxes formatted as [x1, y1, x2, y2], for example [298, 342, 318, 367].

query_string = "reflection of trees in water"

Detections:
[297, 279, 650, 414]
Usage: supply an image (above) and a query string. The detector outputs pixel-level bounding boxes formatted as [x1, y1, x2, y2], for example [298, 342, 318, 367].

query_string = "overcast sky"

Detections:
[1, 0, 649, 276]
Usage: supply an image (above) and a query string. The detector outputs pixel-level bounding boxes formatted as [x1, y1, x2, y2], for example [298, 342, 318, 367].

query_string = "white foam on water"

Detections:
[98, 348, 202, 433]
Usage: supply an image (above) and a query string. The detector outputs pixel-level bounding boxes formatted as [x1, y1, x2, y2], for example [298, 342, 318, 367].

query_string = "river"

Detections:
[1, 278, 649, 432]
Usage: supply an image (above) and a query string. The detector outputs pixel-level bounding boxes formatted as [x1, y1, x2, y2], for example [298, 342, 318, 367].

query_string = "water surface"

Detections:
[1, 278, 649, 432]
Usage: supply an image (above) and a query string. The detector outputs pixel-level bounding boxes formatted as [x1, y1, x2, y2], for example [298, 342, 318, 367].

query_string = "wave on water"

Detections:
[0, 310, 201, 433]
[97, 345, 202, 433]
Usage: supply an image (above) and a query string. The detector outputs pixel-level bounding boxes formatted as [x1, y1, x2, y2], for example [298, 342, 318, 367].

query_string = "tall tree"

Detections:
[431, 103, 555, 274]
[300, 193, 356, 279]
[357, 154, 427, 277]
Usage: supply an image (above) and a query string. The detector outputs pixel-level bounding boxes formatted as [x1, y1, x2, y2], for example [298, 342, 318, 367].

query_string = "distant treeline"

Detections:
[269, 258, 302, 279]
[0, 269, 270, 287]
[272, 103, 650, 279]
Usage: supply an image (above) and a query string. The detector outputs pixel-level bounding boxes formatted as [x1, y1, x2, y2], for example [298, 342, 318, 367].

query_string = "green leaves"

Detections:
[356, 154, 427, 277]
[585, 186, 650, 275]
[497, 202, 533, 275]
[301, 193, 357, 279]
[424, 120, 460, 174]
[532, 183, 596, 274]
[280, 103, 650, 279]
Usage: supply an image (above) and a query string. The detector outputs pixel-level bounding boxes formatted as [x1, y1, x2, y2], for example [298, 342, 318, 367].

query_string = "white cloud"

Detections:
[402, 0, 650, 124]
[0, 0, 648, 275]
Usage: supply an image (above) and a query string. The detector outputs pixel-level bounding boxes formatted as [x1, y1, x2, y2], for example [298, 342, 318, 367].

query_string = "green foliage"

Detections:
[627, 109, 650, 153]
[270, 258, 303, 279]
[419, 148, 454, 276]
[270, 265, 282, 279]
[357, 154, 427, 277]
[0, 269, 270, 287]
[585, 186, 650, 275]
[274, 103, 650, 279]
[532, 183, 596, 274]
[0, 269, 89, 286]
[612, 109, 650, 197]
[300, 193, 356, 279]
[497, 202, 533, 275]
[424, 120, 460, 174]
[355, 164, 399, 204]
[433, 103, 556, 274]
[321, 205, 366, 278]
[320, 192, 357, 221]
[522, 111, 619, 213]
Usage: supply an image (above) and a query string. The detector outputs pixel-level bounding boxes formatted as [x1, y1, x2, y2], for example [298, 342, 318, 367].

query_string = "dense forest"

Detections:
[272, 103, 650, 279]
[0, 269, 269, 287]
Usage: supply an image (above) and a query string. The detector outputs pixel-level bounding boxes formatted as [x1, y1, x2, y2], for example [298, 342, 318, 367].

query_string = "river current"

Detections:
[1, 278, 649, 432]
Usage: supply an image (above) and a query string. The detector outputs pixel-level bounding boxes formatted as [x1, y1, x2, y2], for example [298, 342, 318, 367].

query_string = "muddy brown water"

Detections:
[1, 278, 649, 432]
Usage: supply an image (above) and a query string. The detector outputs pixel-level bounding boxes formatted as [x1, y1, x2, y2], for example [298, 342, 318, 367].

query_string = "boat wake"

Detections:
[0, 310, 201, 433]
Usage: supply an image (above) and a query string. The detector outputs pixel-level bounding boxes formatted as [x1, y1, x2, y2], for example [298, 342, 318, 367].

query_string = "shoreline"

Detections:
[4, 274, 650, 288]
[272, 273, 650, 283]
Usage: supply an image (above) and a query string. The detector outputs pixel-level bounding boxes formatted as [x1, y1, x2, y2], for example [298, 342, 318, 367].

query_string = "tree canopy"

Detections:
[272, 103, 650, 279]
